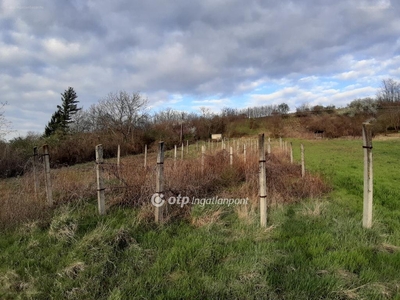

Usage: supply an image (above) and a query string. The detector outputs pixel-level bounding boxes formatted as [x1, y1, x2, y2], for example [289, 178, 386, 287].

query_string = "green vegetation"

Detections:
[45, 87, 81, 137]
[1, 136, 400, 299]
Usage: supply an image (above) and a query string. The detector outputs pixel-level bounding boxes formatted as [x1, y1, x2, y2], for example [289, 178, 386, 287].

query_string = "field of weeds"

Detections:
[1, 136, 399, 299]
[0, 139, 325, 229]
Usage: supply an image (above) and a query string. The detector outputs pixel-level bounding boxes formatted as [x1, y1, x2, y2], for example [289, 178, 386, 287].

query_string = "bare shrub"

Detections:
[0, 141, 330, 228]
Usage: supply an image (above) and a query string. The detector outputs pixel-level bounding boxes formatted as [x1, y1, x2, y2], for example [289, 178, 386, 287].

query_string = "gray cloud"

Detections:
[1, 0, 399, 139]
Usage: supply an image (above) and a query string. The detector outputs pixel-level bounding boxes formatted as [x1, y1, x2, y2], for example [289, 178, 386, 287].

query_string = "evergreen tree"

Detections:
[44, 110, 62, 136]
[44, 87, 81, 136]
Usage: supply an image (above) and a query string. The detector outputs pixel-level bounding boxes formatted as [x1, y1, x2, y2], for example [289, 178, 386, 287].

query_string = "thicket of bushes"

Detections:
[1, 106, 398, 179]
[2, 78, 400, 179]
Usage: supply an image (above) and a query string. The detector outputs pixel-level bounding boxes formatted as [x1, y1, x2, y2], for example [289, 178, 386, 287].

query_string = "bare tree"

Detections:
[376, 79, 400, 131]
[152, 108, 188, 124]
[92, 91, 148, 142]
[0, 102, 12, 141]
[377, 78, 400, 103]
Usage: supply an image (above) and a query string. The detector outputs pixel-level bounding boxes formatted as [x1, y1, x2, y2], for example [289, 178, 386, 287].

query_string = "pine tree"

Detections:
[44, 110, 62, 136]
[44, 87, 81, 136]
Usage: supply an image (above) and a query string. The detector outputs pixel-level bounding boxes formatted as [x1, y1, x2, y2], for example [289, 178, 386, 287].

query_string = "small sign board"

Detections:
[211, 134, 222, 141]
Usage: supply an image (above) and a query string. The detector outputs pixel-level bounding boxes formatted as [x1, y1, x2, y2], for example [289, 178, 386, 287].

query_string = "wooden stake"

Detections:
[174, 144, 177, 168]
[144, 144, 148, 168]
[95, 144, 105, 215]
[267, 137, 271, 155]
[290, 142, 293, 164]
[181, 142, 184, 160]
[362, 123, 373, 228]
[43, 145, 53, 207]
[117, 144, 121, 175]
[259, 134, 267, 227]
[33, 147, 39, 198]
[155, 141, 165, 223]
[243, 144, 247, 163]
[301, 144, 305, 178]
[201, 145, 205, 175]
[230, 146, 233, 166]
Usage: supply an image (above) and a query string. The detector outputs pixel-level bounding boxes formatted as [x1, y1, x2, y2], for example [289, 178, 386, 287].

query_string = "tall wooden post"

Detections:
[267, 137, 271, 155]
[43, 145, 53, 207]
[144, 144, 148, 168]
[290, 142, 293, 164]
[174, 144, 177, 168]
[230, 146, 233, 166]
[117, 145, 121, 175]
[243, 144, 247, 163]
[259, 134, 267, 227]
[201, 145, 205, 175]
[95, 144, 105, 215]
[33, 147, 39, 198]
[362, 123, 373, 228]
[155, 142, 165, 223]
[181, 143, 184, 160]
[301, 144, 305, 178]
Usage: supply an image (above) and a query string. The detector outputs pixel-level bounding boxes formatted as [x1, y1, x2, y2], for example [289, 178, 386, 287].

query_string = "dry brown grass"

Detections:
[0, 142, 330, 229]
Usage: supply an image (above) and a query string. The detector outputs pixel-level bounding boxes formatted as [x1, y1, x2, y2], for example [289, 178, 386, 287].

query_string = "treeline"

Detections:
[1, 79, 399, 178]
[295, 78, 400, 137]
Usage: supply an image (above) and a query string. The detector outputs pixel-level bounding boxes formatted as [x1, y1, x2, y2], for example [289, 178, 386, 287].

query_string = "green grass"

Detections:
[1, 137, 400, 299]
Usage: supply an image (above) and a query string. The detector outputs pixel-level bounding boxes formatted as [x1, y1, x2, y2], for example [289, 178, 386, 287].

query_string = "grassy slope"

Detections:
[1, 137, 400, 299]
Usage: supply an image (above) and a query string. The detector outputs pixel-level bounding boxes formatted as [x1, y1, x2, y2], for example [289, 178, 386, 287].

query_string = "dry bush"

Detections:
[0, 170, 50, 230]
[0, 141, 330, 228]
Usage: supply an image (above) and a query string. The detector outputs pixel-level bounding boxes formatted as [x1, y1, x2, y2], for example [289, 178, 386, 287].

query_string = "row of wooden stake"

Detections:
[32, 126, 373, 229]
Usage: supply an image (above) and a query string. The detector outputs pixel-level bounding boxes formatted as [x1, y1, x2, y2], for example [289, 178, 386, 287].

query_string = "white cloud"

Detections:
[1, 0, 400, 139]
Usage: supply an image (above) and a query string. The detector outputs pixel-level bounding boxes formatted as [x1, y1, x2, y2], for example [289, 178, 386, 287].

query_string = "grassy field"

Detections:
[1, 136, 400, 299]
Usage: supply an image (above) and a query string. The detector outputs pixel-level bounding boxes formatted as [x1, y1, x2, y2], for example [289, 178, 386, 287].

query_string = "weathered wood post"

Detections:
[267, 137, 271, 155]
[181, 142, 184, 160]
[201, 145, 205, 175]
[155, 141, 165, 223]
[279, 137, 282, 149]
[301, 144, 305, 178]
[43, 145, 53, 207]
[362, 123, 373, 228]
[290, 142, 293, 164]
[243, 143, 247, 163]
[144, 144, 148, 168]
[95, 144, 106, 215]
[230, 146, 233, 166]
[174, 144, 177, 168]
[259, 134, 267, 227]
[117, 144, 121, 175]
[33, 146, 39, 198]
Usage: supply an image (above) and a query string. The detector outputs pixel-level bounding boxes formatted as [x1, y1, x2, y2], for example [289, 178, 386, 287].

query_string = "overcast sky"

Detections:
[1, 0, 399, 140]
